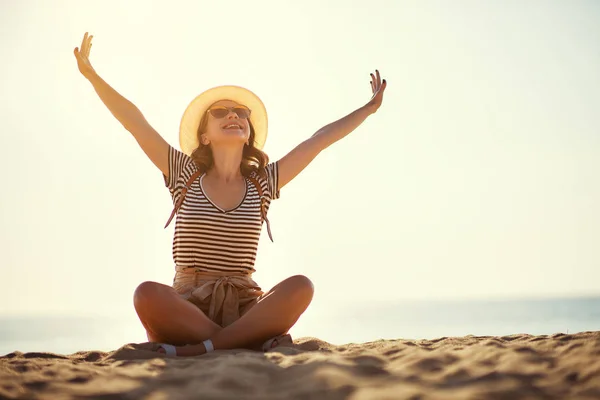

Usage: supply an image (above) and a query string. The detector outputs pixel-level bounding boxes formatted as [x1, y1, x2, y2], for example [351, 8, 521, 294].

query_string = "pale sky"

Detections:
[1, 0, 599, 327]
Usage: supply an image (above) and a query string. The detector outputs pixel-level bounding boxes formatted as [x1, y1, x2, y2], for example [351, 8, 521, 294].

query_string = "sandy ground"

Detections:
[1, 332, 599, 399]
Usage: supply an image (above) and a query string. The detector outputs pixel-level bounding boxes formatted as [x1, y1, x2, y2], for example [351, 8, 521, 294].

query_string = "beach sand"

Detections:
[1, 332, 599, 399]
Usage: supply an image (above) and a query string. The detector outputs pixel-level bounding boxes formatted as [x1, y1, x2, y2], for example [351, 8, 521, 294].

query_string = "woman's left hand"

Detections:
[366, 69, 387, 113]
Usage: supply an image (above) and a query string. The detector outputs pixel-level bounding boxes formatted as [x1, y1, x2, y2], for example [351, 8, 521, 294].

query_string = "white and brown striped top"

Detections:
[163, 145, 280, 275]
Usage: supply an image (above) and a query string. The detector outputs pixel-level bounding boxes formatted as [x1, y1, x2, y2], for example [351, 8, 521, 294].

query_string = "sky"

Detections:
[1, 0, 599, 334]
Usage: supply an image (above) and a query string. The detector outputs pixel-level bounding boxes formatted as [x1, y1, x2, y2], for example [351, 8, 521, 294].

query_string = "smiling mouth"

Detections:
[222, 123, 242, 130]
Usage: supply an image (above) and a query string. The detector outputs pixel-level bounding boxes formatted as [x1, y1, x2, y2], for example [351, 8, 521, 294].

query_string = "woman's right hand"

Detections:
[71, 31, 170, 177]
[73, 32, 96, 79]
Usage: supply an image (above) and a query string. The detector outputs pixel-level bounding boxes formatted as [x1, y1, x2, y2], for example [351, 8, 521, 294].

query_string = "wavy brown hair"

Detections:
[190, 108, 269, 179]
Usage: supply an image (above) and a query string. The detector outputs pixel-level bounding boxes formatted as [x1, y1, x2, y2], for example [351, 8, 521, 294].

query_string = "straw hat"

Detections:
[179, 85, 268, 155]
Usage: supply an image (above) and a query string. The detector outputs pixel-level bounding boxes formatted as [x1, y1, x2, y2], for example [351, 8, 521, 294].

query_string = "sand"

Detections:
[1, 332, 599, 399]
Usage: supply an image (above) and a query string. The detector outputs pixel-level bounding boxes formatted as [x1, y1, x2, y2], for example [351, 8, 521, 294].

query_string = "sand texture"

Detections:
[1, 332, 599, 399]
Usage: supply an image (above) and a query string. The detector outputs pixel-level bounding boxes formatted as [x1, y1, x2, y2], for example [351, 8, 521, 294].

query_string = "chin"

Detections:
[215, 138, 249, 147]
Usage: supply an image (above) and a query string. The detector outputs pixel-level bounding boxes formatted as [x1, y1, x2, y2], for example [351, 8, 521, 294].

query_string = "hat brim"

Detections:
[179, 85, 268, 156]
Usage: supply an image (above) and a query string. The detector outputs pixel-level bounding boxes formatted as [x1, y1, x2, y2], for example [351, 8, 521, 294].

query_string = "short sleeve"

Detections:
[265, 161, 280, 200]
[163, 145, 195, 193]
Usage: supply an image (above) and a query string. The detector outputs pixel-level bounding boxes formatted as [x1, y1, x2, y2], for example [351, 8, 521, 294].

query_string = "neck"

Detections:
[207, 144, 244, 182]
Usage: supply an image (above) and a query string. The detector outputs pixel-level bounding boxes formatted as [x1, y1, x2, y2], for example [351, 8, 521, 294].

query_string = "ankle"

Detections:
[202, 339, 215, 353]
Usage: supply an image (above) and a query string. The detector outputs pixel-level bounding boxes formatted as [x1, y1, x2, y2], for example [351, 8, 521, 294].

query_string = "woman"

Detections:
[73, 32, 387, 357]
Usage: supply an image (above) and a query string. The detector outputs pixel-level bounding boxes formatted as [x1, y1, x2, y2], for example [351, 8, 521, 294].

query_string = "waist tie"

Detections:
[172, 268, 264, 327]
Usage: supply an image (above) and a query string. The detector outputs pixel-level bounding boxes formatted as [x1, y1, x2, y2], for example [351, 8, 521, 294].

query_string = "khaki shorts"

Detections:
[172, 269, 265, 327]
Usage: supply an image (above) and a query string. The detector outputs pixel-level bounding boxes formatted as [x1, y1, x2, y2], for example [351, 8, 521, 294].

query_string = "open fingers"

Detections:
[370, 70, 385, 93]
[371, 72, 379, 93]
[80, 32, 88, 54]
[83, 34, 93, 58]
[372, 70, 382, 91]
[78, 32, 91, 59]
[369, 69, 387, 99]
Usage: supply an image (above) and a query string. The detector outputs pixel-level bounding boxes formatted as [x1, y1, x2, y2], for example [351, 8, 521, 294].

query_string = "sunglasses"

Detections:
[207, 105, 251, 119]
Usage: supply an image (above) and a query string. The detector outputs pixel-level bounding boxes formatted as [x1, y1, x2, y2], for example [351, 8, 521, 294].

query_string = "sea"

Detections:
[1, 296, 599, 356]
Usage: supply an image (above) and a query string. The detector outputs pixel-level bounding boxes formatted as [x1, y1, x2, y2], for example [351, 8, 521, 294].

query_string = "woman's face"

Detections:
[200, 99, 251, 148]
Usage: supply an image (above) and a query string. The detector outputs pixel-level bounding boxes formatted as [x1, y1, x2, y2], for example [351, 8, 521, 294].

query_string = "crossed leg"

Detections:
[133, 281, 221, 345]
[133, 275, 314, 356]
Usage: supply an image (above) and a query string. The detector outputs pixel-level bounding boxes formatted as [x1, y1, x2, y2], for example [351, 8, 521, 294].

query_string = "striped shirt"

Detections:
[163, 145, 280, 275]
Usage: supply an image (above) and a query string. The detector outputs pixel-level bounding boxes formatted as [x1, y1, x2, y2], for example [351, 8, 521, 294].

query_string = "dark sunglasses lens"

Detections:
[233, 107, 250, 119]
[210, 108, 229, 118]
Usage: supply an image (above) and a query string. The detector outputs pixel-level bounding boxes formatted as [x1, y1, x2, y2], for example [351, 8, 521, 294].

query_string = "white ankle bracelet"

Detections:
[158, 343, 177, 357]
[203, 339, 214, 353]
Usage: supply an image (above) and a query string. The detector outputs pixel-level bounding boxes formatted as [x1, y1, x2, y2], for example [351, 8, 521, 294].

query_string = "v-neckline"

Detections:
[199, 173, 248, 214]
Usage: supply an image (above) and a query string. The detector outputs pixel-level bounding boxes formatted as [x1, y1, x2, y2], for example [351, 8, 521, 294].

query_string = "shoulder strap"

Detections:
[246, 176, 274, 242]
[164, 172, 274, 243]
[164, 170, 203, 229]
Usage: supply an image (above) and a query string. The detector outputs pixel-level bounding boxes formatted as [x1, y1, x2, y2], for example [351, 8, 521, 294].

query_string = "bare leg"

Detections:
[174, 275, 314, 356]
[133, 281, 221, 345]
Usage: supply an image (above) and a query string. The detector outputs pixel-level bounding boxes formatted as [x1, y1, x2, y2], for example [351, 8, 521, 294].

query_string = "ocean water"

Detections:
[1, 296, 599, 356]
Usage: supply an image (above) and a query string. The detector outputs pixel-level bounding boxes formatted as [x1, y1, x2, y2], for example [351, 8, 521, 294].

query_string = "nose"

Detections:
[226, 110, 239, 119]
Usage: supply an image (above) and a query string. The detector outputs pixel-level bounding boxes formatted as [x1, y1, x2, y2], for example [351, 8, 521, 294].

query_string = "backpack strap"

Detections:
[246, 176, 274, 243]
[164, 169, 203, 229]
[164, 171, 274, 243]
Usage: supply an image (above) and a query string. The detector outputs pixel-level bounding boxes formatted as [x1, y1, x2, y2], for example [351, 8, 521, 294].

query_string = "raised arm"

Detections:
[73, 32, 170, 177]
[276, 70, 387, 189]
